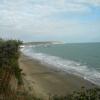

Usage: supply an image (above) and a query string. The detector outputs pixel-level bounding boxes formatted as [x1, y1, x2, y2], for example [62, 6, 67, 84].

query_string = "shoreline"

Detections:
[19, 54, 97, 99]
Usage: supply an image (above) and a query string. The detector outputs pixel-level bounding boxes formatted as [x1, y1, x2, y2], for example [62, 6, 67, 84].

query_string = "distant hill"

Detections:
[23, 41, 64, 45]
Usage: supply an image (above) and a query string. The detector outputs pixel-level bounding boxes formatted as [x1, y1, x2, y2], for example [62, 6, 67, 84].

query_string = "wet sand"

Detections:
[19, 54, 96, 99]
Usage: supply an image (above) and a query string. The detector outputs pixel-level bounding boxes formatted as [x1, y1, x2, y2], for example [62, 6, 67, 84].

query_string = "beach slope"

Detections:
[19, 54, 95, 99]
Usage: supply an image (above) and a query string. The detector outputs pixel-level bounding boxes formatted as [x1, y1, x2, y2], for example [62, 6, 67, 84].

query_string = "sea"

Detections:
[21, 43, 100, 86]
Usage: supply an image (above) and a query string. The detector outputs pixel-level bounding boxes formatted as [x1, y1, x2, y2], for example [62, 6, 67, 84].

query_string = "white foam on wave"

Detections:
[21, 47, 100, 86]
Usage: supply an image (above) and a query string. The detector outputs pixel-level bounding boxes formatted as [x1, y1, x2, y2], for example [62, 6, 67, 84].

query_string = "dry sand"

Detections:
[19, 54, 96, 99]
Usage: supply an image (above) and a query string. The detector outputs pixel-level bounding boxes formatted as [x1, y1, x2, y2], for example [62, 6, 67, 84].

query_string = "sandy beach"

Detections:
[19, 54, 96, 99]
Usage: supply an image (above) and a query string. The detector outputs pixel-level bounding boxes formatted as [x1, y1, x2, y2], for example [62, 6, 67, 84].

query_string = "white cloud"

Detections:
[0, 0, 100, 37]
[76, 0, 100, 6]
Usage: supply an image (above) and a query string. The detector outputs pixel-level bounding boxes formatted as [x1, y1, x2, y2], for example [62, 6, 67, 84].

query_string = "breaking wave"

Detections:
[21, 47, 100, 86]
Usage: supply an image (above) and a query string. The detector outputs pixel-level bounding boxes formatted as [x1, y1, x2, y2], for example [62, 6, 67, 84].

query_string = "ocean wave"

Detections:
[21, 47, 100, 86]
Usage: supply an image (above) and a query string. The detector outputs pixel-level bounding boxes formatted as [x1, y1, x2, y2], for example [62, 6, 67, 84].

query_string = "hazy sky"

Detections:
[0, 0, 100, 42]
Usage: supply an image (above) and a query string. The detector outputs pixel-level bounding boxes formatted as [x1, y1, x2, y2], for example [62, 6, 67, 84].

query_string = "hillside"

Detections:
[23, 41, 64, 45]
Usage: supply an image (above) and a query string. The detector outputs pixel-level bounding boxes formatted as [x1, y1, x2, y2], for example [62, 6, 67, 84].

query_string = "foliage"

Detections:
[52, 87, 100, 100]
[0, 39, 23, 84]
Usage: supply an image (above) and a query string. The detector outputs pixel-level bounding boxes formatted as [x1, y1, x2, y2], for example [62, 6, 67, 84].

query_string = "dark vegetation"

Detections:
[0, 39, 22, 84]
[0, 39, 24, 99]
[52, 87, 100, 100]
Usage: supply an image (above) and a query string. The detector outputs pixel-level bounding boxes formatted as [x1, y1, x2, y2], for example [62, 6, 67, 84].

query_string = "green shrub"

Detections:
[0, 39, 23, 83]
[52, 87, 100, 100]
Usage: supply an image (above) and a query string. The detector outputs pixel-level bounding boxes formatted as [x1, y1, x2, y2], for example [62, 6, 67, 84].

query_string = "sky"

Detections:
[0, 0, 100, 43]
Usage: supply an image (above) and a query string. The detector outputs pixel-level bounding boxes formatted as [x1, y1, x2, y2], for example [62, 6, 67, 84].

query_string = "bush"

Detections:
[0, 39, 23, 83]
[52, 87, 100, 100]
